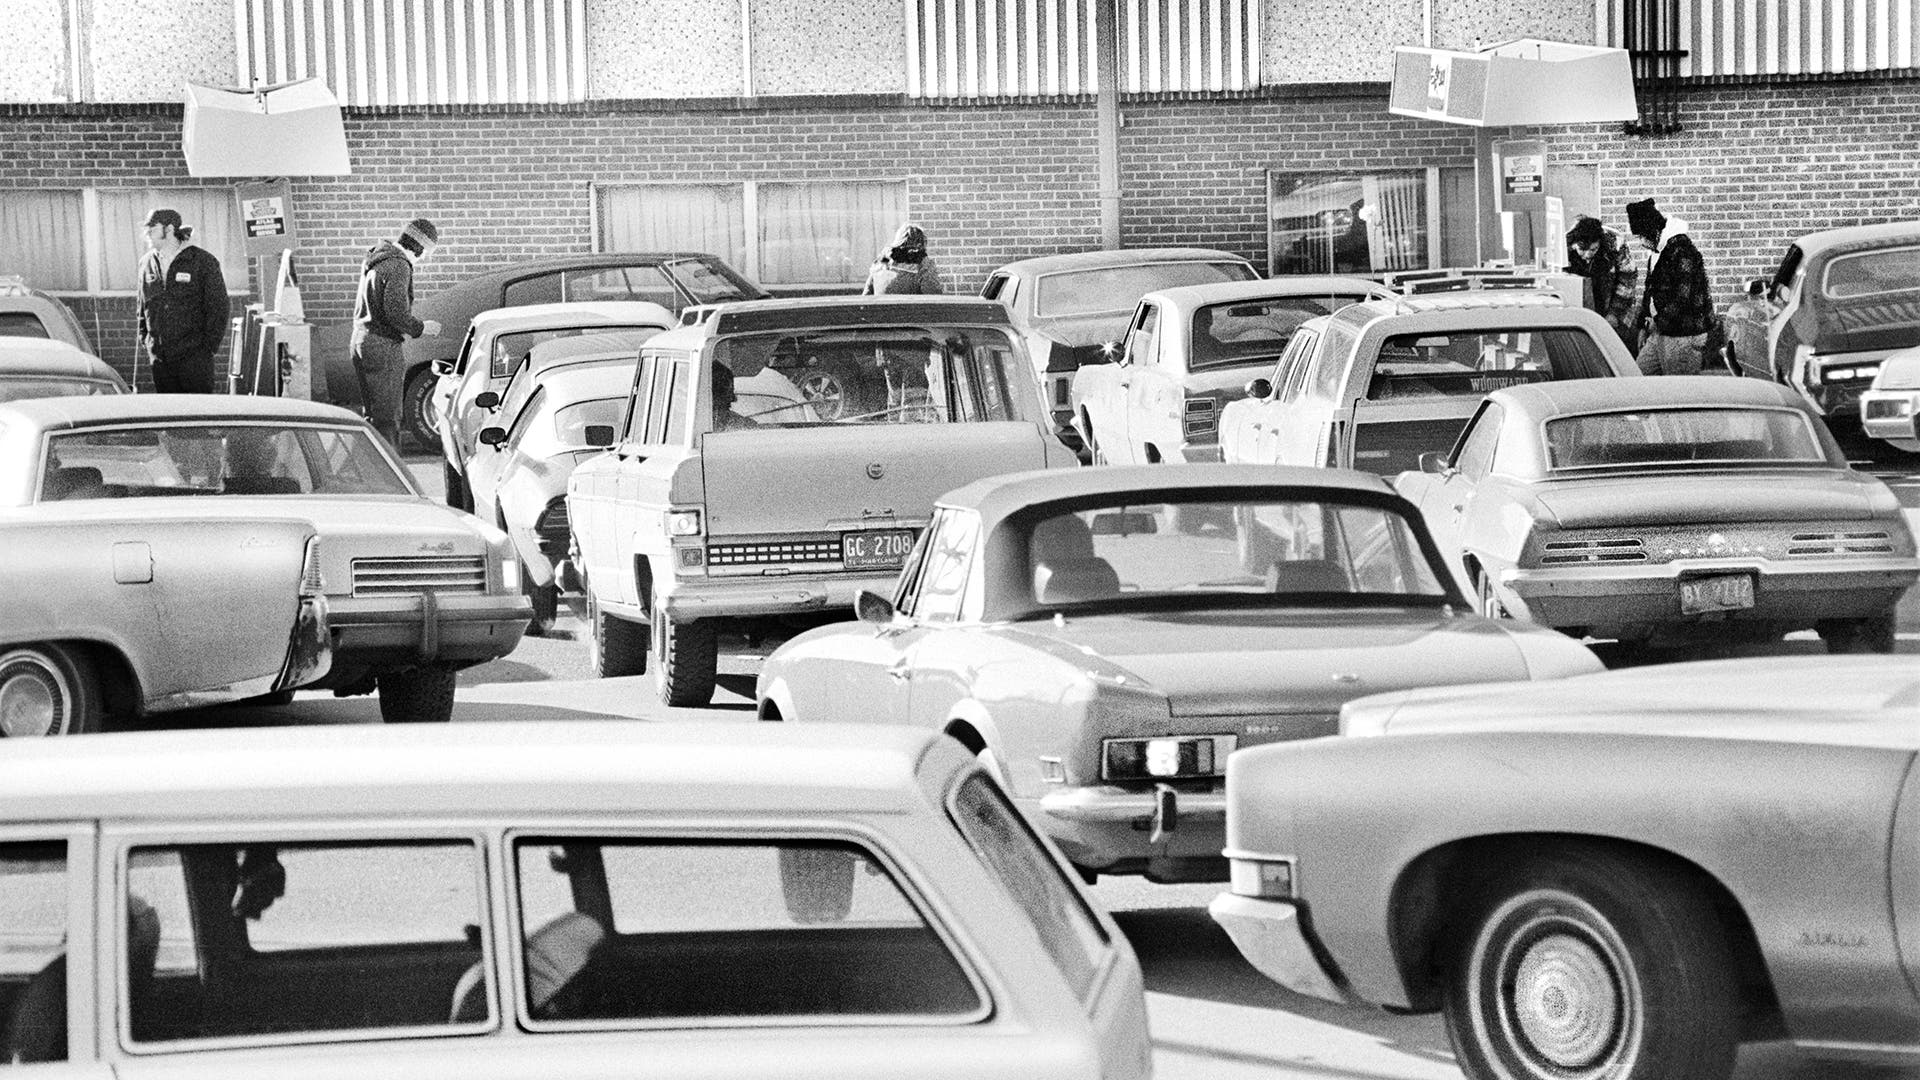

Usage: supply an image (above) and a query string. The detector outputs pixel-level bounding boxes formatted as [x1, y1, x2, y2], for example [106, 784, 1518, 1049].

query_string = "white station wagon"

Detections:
[0, 722, 1150, 1079]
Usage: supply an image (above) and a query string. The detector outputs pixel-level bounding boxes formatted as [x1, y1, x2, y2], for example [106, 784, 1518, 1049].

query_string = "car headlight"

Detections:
[664, 509, 703, 537]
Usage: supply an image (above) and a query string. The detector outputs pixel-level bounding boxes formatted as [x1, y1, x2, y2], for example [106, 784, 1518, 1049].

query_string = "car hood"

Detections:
[1004, 608, 1540, 716]
[1531, 469, 1879, 527]
[1343, 656, 1920, 750]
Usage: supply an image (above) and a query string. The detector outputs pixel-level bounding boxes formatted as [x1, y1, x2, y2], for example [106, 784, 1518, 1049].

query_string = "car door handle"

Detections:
[886, 661, 911, 682]
[1117, 378, 1132, 388]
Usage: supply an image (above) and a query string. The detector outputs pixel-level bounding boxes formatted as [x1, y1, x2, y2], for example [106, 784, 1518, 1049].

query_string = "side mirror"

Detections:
[1417, 451, 1451, 475]
[478, 427, 508, 447]
[583, 424, 616, 448]
[854, 589, 897, 625]
[475, 391, 501, 411]
[431, 358, 455, 377]
[1245, 377, 1273, 400]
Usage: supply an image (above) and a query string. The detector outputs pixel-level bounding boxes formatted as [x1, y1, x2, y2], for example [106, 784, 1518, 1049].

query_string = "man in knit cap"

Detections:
[136, 207, 230, 393]
[350, 218, 441, 447]
[1626, 198, 1714, 375]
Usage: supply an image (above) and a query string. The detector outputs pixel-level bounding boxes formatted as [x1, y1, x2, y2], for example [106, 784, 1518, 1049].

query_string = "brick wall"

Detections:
[6, 75, 1917, 387]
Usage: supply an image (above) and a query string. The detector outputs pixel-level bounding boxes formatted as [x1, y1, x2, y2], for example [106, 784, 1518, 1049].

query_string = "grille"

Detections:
[1787, 530, 1895, 557]
[1541, 537, 1648, 565]
[351, 555, 487, 596]
[708, 539, 842, 566]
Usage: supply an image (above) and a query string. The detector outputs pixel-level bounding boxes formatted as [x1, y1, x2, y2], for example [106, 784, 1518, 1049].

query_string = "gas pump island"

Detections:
[181, 78, 352, 398]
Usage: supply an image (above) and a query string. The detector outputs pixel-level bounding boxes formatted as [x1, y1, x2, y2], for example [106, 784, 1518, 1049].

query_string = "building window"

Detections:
[0, 190, 87, 291]
[234, 0, 589, 106]
[1269, 171, 1429, 276]
[596, 181, 906, 289]
[98, 189, 248, 292]
[0, 188, 247, 295]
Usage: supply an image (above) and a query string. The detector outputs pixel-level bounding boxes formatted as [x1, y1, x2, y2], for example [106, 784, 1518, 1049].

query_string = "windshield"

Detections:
[1545, 408, 1829, 469]
[666, 257, 766, 303]
[1034, 261, 1256, 319]
[1365, 328, 1615, 401]
[39, 423, 413, 500]
[1018, 496, 1448, 614]
[712, 325, 1040, 428]
[1190, 294, 1365, 372]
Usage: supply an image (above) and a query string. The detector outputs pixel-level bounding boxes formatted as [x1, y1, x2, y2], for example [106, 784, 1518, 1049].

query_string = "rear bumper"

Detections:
[662, 572, 898, 622]
[1805, 353, 1892, 417]
[1208, 894, 1350, 1005]
[1502, 558, 1919, 633]
[1034, 785, 1228, 882]
[328, 592, 532, 666]
[274, 595, 333, 690]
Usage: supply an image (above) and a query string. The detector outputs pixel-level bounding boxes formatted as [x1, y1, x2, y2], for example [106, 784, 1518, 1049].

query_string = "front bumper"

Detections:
[1208, 894, 1350, 1005]
[662, 571, 898, 622]
[1035, 785, 1229, 882]
[329, 591, 532, 666]
[1503, 557, 1919, 634]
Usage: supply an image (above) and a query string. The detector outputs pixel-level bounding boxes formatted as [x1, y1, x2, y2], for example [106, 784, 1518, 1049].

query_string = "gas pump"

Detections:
[227, 181, 313, 398]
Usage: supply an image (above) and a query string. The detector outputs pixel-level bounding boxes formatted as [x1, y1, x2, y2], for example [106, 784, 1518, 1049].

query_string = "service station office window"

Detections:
[597, 181, 908, 292]
[0, 187, 248, 295]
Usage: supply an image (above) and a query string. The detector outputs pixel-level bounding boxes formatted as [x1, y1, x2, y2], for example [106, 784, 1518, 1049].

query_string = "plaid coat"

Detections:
[1640, 231, 1715, 337]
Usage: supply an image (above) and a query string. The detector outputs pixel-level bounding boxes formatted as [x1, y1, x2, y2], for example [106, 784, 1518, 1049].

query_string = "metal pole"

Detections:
[1095, 0, 1122, 249]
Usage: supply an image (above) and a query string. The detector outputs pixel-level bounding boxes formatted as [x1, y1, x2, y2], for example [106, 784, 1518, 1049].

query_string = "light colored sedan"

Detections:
[0, 395, 531, 722]
[1396, 376, 1918, 652]
[1859, 343, 1920, 453]
[756, 464, 1601, 884]
[0, 721, 1149, 1079]
[1212, 655, 1920, 1080]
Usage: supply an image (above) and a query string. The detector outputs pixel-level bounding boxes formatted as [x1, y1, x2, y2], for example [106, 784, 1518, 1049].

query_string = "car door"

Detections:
[1247, 325, 1321, 464]
[432, 325, 479, 470]
[570, 360, 654, 606]
[809, 512, 965, 722]
[1111, 303, 1162, 464]
[1273, 340, 1346, 467]
[1423, 401, 1506, 592]
[446, 330, 504, 474]
[467, 386, 543, 528]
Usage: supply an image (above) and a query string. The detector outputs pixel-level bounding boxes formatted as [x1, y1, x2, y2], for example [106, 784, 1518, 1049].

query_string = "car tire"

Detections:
[0, 645, 101, 737]
[375, 664, 458, 723]
[401, 367, 439, 452]
[652, 596, 718, 707]
[443, 460, 472, 513]
[585, 583, 646, 677]
[1818, 611, 1896, 654]
[1443, 848, 1738, 1080]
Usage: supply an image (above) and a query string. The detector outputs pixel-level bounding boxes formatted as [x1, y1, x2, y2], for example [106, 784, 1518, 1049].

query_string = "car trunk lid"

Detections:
[1533, 470, 1876, 528]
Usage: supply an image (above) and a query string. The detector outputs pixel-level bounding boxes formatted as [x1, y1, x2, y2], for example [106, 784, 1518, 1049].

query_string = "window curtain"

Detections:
[0, 191, 86, 291]
[598, 185, 747, 275]
[99, 190, 244, 292]
[1360, 173, 1425, 273]
[757, 182, 907, 287]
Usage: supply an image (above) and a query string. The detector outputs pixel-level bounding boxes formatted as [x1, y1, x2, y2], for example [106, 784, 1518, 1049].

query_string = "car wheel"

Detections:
[0, 645, 101, 737]
[443, 460, 472, 513]
[585, 582, 646, 677]
[1444, 848, 1738, 1080]
[401, 367, 439, 451]
[1818, 611, 1896, 654]
[651, 595, 718, 707]
[796, 370, 850, 421]
[375, 664, 458, 723]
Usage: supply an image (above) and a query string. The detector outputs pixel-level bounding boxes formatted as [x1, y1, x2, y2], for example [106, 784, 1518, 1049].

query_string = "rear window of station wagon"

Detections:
[1362, 327, 1615, 402]
[1035, 261, 1258, 319]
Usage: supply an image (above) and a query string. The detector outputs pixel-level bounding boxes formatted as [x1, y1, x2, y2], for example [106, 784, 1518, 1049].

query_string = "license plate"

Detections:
[843, 529, 915, 570]
[1680, 573, 1755, 615]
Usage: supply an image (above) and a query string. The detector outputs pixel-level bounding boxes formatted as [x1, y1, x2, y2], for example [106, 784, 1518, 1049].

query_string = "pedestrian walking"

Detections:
[136, 208, 230, 393]
[350, 218, 441, 448]
[1627, 198, 1715, 375]
[860, 223, 945, 296]
[1564, 215, 1641, 354]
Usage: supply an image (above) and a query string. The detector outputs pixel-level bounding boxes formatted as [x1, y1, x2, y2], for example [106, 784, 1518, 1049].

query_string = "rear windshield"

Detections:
[41, 423, 413, 500]
[0, 313, 51, 338]
[1035, 261, 1257, 319]
[1191, 293, 1366, 372]
[712, 325, 1039, 428]
[1545, 408, 1829, 469]
[1822, 246, 1920, 300]
[1365, 327, 1615, 401]
[492, 326, 659, 379]
[0, 377, 119, 402]
[665, 257, 766, 303]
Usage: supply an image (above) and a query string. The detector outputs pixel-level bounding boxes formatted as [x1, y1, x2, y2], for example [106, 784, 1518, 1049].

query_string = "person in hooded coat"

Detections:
[136, 208, 230, 393]
[1628, 198, 1715, 375]
[1565, 215, 1642, 354]
[861, 223, 946, 296]
[350, 218, 441, 448]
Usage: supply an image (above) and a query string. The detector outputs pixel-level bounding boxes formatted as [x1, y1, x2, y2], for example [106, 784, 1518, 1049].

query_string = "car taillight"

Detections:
[1229, 857, 1296, 900]
[1053, 375, 1072, 408]
[1183, 397, 1218, 440]
[1102, 736, 1232, 780]
[300, 537, 324, 596]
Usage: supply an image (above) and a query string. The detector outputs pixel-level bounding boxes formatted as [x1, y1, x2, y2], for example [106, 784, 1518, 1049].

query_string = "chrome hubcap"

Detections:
[0, 657, 64, 738]
[1511, 932, 1620, 1068]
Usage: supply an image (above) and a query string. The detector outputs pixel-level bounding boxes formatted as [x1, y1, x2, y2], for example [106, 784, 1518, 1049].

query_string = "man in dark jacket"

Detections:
[1565, 215, 1641, 354]
[861, 223, 946, 296]
[350, 218, 441, 448]
[137, 208, 230, 393]
[1627, 198, 1714, 375]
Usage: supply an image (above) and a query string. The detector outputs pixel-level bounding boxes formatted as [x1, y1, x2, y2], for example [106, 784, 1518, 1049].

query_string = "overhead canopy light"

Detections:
[1388, 39, 1638, 127]
[182, 78, 351, 176]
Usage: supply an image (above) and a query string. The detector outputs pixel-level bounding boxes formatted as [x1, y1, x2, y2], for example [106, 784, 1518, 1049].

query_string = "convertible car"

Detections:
[1211, 655, 1920, 1080]
[755, 464, 1601, 883]
[1396, 376, 1917, 651]
[0, 395, 531, 722]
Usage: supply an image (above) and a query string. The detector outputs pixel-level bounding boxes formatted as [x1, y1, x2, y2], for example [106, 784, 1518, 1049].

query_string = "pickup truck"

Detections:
[567, 296, 1078, 706]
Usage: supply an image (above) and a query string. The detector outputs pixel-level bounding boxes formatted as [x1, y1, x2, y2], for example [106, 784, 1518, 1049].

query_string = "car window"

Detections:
[495, 330, 656, 421]
[41, 424, 411, 499]
[637, 352, 676, 442]
[1190, 295, 1350, 373]
[502, 272, 564, 307]
[892, 521, 938, 615]
[551, 397, 625, 451]
[123, 840, 489, 1045]
[559, 265, 677, 310]
[662, 258, 762, 305]
[1033, 261, 1257, 319]
[1311, 319, 1361, 399]
[1451, 402, 1504, 479]
[0, 840, 69, 1063]
[979, 273, 1010, 302]
[662, 358, 695, 444]
[450, 325, 479, 375]
[948, 773, 1109, 1000]
[1544, 407, 1829, 469]
[709, 327, 1037, 428]
[1822, 246, 1920, 300]
[911, 509, 980, 624]
[510, 837, 985, 1023]
[1365, 328, 1615, 402]
[1123, 305, 1159, 367]
[1276, 327, 1321, 402]
[0, 312, 51, 337]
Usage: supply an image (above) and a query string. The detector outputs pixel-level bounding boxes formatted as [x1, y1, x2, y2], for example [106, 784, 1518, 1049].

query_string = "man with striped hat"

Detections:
[350, 217, 442, 448]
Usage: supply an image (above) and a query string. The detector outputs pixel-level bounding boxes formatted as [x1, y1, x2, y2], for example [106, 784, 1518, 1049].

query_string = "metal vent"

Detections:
[1541, 537, 1649, 565]
[708, 540, 842, 567]
[1787, 530, 1895, 557]
[351, 555, 487, 596]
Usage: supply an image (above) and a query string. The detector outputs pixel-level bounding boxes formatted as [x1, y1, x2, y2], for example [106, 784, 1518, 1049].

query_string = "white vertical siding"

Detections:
[1605, 0, 1917, 75]
[908, 0, 1259, 96]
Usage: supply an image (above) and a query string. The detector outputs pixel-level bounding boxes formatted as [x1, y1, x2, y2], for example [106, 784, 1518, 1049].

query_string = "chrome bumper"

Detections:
[329, 591, 532, 665]
[274, 594, 333, 691]
[1502, 557, 1919, 629]
[661, 572, 898, 622]
[1035, 785, 1229, 879]
[1208, 894, 1350, 1005]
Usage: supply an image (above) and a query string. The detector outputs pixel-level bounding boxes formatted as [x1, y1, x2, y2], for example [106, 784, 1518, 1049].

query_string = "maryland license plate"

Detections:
[1680, 573, 1755, 615]
[843, 529, 916, 570]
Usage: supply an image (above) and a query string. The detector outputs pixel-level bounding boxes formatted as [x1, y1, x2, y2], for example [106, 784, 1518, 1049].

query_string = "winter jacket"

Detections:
[1640, 219, 1715, 337]
[352, 241, 426, 342]
[861, 256, 946, 296]
[137, 244, 230, 361]
[1566, 225, 1642, 349]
